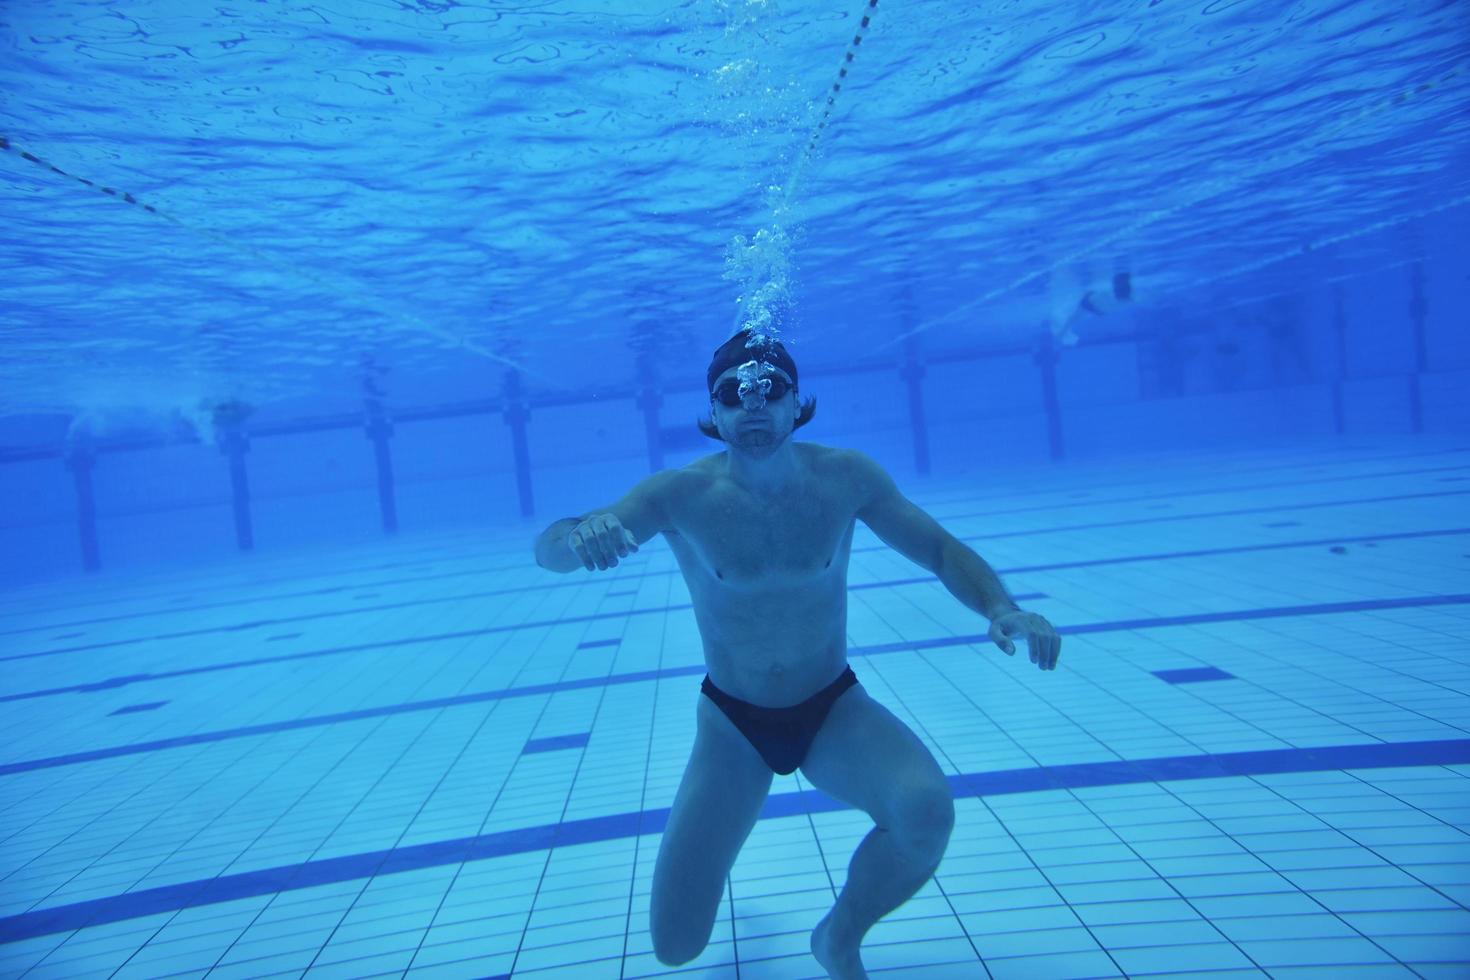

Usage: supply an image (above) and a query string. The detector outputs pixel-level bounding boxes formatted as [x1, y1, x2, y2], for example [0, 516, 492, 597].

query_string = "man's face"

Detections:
[710, 364, 796, 457]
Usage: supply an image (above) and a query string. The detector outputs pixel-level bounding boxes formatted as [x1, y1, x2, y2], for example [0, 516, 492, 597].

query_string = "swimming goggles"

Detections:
[711, 376, 793, 407]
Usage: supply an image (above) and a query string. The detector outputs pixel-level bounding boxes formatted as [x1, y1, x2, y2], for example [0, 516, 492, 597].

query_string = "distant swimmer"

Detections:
[534, 329, 1062, 979]
[1050, 268, 1134, 346]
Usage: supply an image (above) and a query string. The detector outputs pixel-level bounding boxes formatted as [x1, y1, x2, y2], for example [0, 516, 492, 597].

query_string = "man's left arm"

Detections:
[850, 452, 1062, 671]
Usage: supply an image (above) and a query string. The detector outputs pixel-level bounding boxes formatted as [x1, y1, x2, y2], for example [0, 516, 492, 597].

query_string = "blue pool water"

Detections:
[2, 1, 1469, 977]
[3, 443, 1470, 977]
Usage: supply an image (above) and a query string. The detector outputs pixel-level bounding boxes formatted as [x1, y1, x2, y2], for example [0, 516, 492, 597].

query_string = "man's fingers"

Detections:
[992, 613, 1062, 670]
[581, 526, 612, 569]
[568, 532, 596, 571]
[568, 516, 638, 571]
[586, 519, 620, 566]
[594, 518, 630, 559]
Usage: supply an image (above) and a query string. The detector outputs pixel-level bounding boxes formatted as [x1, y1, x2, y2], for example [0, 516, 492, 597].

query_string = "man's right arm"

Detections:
[533, 470, 674, 573]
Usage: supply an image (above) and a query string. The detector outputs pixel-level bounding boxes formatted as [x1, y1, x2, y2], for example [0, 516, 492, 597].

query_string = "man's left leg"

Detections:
[798, 681, 955, 978]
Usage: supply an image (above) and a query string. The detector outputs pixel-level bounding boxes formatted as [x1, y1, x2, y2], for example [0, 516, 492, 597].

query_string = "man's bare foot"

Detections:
[811, 912, 868, 980]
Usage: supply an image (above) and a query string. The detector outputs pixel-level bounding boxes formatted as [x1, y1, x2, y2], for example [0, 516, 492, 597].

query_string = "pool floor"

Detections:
[1, 437, 1468, 978]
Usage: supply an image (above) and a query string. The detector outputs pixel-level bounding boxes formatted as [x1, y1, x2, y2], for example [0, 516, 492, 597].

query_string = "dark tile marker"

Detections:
[1153, 667, 1235, 684]
[110, 702, 168, 716]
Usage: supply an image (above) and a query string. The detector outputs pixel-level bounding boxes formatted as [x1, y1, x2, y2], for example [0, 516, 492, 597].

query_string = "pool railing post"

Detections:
[364, 398, 398, 534]
[901, 333, 930, 476]
[637, 387, 664, 473]
[1408, 259, 1427, 434]
[1035, 331, 1065, 461]
[216, 426, 254, 551]
[1331, 284, 1347, 435]
[502, 371, 535, 518]
[64, 438, 101, 573]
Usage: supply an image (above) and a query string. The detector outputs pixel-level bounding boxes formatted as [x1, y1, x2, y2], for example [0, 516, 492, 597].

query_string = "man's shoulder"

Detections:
[794, 440, 843, 462]
[647, 453, 721, 496]
[798, 443, 896, 510]
[677, 452, 725, 479]
[797, 441, 878, 475]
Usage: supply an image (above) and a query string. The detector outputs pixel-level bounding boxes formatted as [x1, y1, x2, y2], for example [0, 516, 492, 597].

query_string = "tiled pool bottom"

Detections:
[1, 437, 1467, 978]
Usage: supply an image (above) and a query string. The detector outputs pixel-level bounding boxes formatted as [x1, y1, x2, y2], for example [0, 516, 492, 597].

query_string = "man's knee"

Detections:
[650, 881, 718, 967]
[653, 937, 707, 968]
[651, 915, 710, 967]
[888, 785, 955, 862]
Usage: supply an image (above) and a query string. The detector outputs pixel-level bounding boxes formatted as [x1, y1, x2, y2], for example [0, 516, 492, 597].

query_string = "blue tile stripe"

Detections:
[1003, 525, 1470, 576]
[0, 566, 541, 640]
[850, 491, 1470, 555]
[927, 459, 1470, 527]
[576, 638, 620, 650]
[7, 458, 1455, 640]
[11, 517, 1470, 664]
[847, 594, 1470, 658]
[1, 737, 1465, 945]
[0, 597, 703, 675]
[7, 544, 1462, 702]
[0, 586, 1048, 700]
[850, 575, 936, 591]
[3, 575, 1027, 665]
[2, 592, 1467, 777]
[0, 666, 705, 777]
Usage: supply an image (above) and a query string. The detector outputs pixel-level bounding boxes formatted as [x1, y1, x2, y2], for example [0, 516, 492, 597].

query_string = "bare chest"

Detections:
[671, 483, 856, 584]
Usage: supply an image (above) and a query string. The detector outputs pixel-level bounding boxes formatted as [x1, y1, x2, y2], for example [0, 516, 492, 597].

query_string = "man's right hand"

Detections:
[568, 513, 638, 570]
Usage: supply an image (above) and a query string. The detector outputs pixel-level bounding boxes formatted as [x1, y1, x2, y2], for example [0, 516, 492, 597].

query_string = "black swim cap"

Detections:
[705, 329, 799, 392]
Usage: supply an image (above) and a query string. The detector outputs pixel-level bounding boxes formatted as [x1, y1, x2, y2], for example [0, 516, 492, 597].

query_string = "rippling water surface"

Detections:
[1, 0, 1466, 420]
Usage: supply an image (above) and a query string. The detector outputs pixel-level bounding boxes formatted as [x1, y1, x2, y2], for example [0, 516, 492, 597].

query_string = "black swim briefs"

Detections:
[700, 665, 859, 775]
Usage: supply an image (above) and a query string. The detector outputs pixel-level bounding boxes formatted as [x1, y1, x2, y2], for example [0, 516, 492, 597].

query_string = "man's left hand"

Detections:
[988, 609, 1062, 671]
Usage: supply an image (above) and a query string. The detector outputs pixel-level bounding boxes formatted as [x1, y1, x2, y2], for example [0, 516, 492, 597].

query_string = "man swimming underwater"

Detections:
[533, 329, 1061, 979]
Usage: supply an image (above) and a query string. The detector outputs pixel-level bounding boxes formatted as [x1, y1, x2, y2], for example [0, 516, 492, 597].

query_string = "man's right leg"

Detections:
[650, 691, 773, 966]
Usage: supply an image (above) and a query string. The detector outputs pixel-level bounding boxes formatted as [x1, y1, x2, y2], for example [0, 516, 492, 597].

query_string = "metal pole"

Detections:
[65, 442, 101, 572]
[218, 427, 254, 551]
[365, 399, 398, 534]
[503, 372, 535, 518]
[1036, 332, 1064, 460]
[638, 389, 665, 473]
[1331, 284, 1347, 435]
[901, 334, 930, 475]
[1408, 260, 1427, 433]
